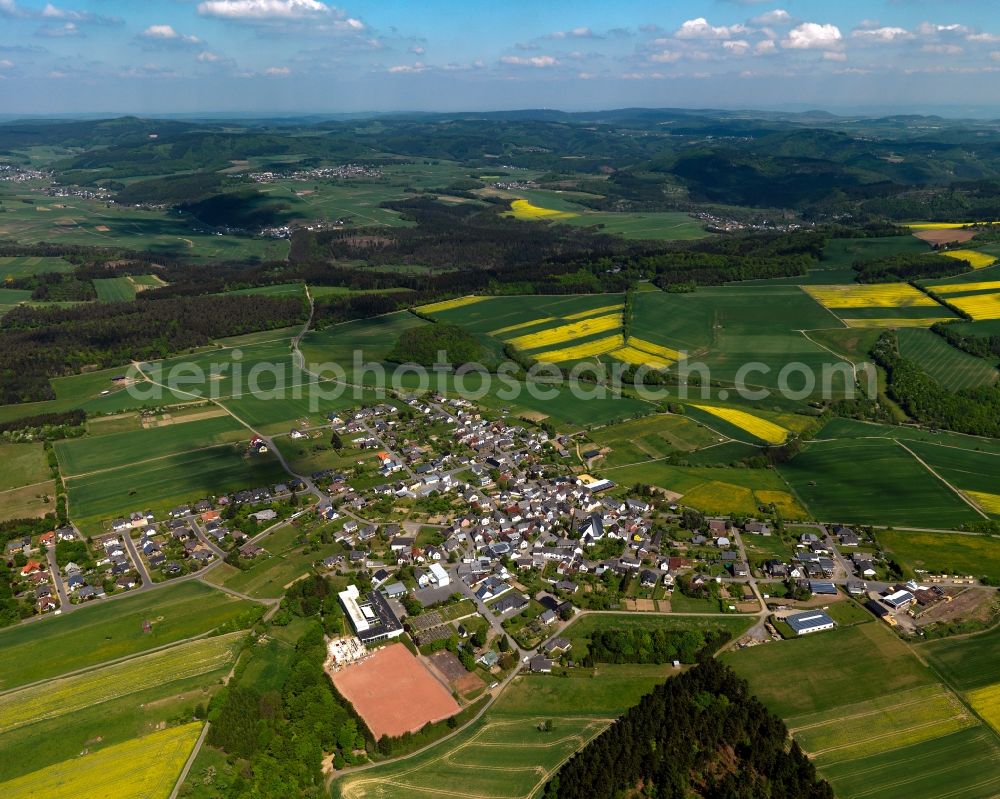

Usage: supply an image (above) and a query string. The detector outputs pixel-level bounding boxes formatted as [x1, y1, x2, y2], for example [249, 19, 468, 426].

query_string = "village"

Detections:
[4, 391, 991, 754]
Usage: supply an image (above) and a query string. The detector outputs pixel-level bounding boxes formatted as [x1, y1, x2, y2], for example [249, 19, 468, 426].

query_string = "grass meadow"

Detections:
[0, 581, 258, 691]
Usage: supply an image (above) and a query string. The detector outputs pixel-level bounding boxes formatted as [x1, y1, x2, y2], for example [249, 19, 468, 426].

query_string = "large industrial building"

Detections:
[339, 584, 404, 644]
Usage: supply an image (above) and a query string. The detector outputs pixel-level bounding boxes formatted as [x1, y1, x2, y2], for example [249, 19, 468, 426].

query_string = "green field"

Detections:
[55, 414, 247, 476]
[0, 581, 259, 691]
[724, 623, 934, 717]
[822, 235, 931, 269]
[630, 286, 855, 399]
[562, 211, 710, 240]
[93, 276, 137, 302]
[898, 328, 998, 389]
[876, 530, 1000, 581]
[335, 663, 674, 799]
[0, 255, 73, 280]
[724, 620, 1000, 799]
[65, 443, 289, 524]
[819, 727, 1000, 799]
[214, 523, 333, 599]
[922, 622, 1000, 692]
[587, 414, 719, 466]
[0, 632, 242, 737]
[0, 442, 50, 490]
[221, 282, 307, 298]
[0, 184, 290, 262]
[779, 437, 978, 528]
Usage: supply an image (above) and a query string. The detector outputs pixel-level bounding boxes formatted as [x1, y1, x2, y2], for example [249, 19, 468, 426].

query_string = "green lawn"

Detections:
[588, 414, 718, 466]
[0, 581, 259, 691]
[562, 211, 710, 240]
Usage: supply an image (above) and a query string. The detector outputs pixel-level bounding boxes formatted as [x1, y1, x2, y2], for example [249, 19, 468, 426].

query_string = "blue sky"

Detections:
[1, 0, 1000, 114]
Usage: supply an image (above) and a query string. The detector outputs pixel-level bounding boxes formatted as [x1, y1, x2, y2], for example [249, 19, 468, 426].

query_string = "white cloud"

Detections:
[388, 61, 427, 73]
[500, 54, 558, 67]
[0, 59, 12, 68]
[198, 0, 331, 20]
[754, 39, 776, 55]
[917, 23, 970, 36]
[649, 49, 680, 63]
[675, 17, 746, 40]
[723, 40, 750, 55]
[409, 44, 425, 55]
[37, 21, 80, 37]
[751, 9, 791, 26]
[784, 22, 842, 50]
[851, 26, 910, 42]
[141, 24, 201, 44]
[197, 51, 221, 62]
[265, 65, 291, 75]
[823, 51, 847, 61]
[548, 27, 596, 40]
[967, 32, 1000, 43]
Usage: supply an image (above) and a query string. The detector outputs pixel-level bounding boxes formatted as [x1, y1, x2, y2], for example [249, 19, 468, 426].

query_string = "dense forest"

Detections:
[544, 659, 832, 799]
[933, 321, 1000, 361]
[0, 294, 304, 404]
[581, 626, 731, 666]
[387, 322, 490, 367]
[853, 253, 971, 283]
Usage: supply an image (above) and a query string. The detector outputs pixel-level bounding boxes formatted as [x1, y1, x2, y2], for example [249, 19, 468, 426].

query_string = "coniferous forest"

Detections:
[544, 659, 833, 799]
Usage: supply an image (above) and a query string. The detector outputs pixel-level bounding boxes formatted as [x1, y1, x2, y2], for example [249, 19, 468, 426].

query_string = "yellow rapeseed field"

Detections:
[933, 279, 1000, 295]
[967, 683, 1000, 734]
[0, 722, 202, 799]
[489, 316, 556, 336]
[948, 292, 1000, 320]
[417, 296, 486, 314]
[629, 337, 683, 361]
[610, 346, 673, 369]
[905, 222, 978, 230]
[681, 481, 758, 515]
[0, 632, 240, 735]
[507, 198, 578, 220]
[939, 249, 997, 269]
[691, 404, 789, 444]
[506, 313, 621, 350]
[562, 303, 624, 320]
[842, 317, 954, 328]
[803, 284, 939, 309]
[532, 334, 624, 363]
[754, 490, 807, 520]
[965, 490, 1000, 515]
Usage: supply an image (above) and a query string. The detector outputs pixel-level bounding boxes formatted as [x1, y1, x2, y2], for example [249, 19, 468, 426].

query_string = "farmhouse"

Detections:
[784, 611, 836, 636]
[883, 589, 915, 610]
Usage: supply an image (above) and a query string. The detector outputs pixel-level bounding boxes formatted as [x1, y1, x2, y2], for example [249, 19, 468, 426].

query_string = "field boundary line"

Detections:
[807, 714, 972, 758]
[894, 439, 988, 519]
[788, 685, 953, 732]
[168, 721, 211, 799]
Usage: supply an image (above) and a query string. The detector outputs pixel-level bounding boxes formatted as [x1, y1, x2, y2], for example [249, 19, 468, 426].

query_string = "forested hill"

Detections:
[543, 659, 832, 799]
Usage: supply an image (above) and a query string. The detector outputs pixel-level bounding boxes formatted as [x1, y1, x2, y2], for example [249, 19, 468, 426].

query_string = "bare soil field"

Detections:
[331, 644, 461, 739]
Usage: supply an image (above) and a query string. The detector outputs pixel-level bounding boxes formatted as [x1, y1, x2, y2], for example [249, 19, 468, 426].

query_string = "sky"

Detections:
[2, 0, 1000, 115]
